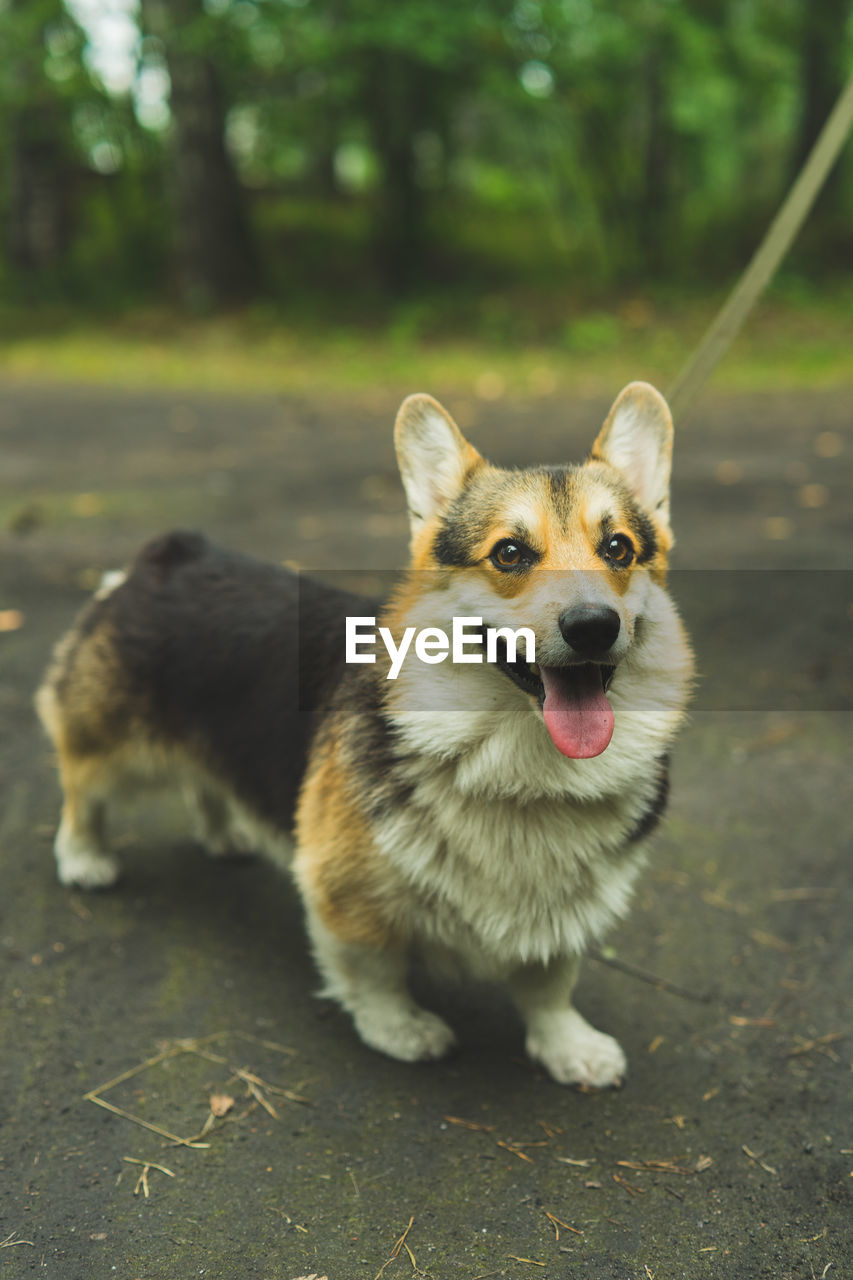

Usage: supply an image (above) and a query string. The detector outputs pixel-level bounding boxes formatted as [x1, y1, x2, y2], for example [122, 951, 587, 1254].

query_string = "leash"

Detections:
[666, 69, 853, 421]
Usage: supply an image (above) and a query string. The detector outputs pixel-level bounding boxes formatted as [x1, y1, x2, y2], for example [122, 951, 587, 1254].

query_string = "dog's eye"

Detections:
[602, 534, 635, 567]
[490, 540, 530, 570]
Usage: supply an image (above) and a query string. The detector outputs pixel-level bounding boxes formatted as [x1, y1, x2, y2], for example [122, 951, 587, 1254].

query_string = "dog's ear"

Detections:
[591, 382, 673, 524]
[394, 394, 483, 534]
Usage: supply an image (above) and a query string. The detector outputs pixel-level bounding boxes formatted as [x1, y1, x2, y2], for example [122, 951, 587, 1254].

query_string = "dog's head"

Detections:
[392, 383, 680, 760]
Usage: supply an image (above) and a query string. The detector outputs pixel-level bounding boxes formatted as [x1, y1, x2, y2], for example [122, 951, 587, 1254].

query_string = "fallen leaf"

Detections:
[209, 1092, 235, 1118]
[72, 493, 104, 517]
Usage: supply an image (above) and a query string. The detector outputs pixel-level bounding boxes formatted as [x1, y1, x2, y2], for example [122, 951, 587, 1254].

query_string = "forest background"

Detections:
[1, 0, 852, 395]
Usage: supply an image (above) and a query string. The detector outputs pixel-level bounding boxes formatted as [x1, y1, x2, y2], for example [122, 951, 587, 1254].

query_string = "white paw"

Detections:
[56, 846, 120, 889]
[527, 1012, 627, 1088]
[354, 1004, 457, 1063]
[55, 826, 119, 889]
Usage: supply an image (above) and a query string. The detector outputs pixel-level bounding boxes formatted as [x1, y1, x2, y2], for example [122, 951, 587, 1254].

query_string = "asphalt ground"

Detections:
[0, 382, 850, 1279]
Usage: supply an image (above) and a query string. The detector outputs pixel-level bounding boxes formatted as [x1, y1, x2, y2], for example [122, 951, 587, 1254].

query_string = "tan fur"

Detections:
[36, 623, 132, 760]
[294, 735, 401, 950]
[38, 620, 181, 808]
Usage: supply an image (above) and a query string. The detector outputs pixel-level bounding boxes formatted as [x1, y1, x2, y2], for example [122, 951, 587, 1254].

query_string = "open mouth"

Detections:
[489, 635, 617, 760]
[490, 635, 615, 703]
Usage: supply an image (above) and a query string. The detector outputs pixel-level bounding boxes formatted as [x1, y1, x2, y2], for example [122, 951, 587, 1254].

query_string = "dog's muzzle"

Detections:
[558, 604, 621, 661]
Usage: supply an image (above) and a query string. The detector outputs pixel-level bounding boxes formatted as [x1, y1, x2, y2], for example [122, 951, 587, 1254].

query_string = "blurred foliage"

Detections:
[0, 0, 851, 329]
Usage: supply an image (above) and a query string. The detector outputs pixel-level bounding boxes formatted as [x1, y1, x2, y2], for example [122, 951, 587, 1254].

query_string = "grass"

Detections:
[0, 286, 851, 403]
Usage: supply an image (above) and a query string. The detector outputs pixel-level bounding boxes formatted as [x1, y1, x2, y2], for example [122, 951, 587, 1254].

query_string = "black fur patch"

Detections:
[94, 532, 378, 829]
[627, 503, 658, 564]
[333, 669, 418, 821]
[140, 530, 208, 574]
[626, 755, 670, 843]
[433, 516, 479, 567]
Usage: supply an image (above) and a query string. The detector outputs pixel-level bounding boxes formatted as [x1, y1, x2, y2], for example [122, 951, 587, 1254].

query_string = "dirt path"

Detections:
[1, 382, 850, 1278]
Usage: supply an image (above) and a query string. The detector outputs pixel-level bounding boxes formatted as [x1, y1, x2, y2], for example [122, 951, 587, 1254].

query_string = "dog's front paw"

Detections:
[54, 829, 120, 890]
[527, 1012, 627, 1089]
[56, 850, 120, 889]
[354, 1003, 457, 1063]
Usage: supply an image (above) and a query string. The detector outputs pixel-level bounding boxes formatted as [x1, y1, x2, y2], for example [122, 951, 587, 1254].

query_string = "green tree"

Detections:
[243, 0, 512, 293]
[0, 0, 87, 283]
[140, 0, 260, 308]
[1, 0, 849, 313]
[790, 0, 853, 232]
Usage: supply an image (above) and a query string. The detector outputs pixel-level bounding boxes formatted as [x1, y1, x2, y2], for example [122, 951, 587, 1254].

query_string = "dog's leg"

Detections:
[53, 763, 119, 889]
[508, 956, 626, 1088]
[184, 785, 254, 858]
[304, 907, 457, 1063]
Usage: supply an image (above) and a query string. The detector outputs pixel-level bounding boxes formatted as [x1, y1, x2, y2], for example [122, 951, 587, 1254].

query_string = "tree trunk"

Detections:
[4, 0, 72, 278]
[141, 0, 259, 309]
[6, 109, 69, 274]
[791, 0, 852, 214]
[362, 50, 429, 296]
[636, 44, 671, 275]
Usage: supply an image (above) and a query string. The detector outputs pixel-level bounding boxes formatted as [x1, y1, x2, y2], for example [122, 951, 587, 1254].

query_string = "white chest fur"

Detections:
[372, 700, 665, 974]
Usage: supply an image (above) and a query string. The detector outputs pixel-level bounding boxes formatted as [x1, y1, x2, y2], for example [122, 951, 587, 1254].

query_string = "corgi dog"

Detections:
[36, 381, 693, 1088]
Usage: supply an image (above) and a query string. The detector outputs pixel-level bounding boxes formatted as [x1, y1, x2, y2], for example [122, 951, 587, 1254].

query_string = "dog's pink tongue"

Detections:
[541, 665, 614, 759]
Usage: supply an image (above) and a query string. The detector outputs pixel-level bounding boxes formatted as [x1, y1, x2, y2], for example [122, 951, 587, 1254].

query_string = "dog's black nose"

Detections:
[558, 605, 621, 656]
